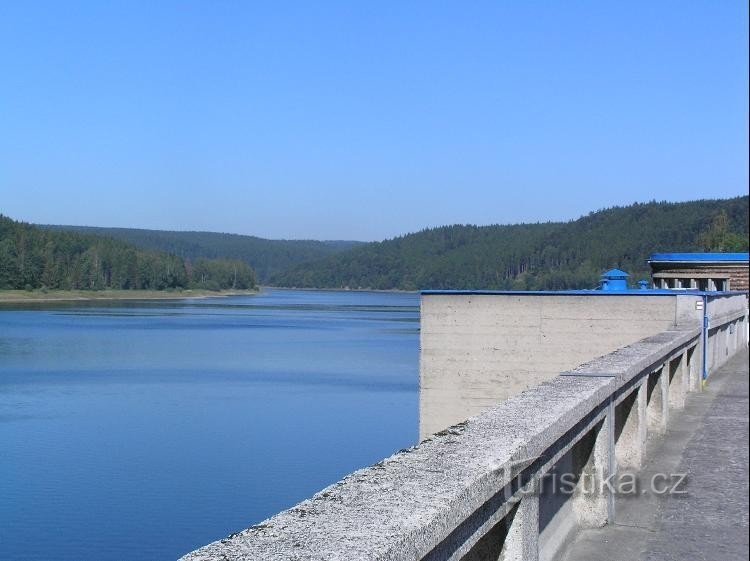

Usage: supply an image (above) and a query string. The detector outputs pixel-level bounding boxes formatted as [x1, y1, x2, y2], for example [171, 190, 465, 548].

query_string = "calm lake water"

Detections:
[0, 289, 419, 561]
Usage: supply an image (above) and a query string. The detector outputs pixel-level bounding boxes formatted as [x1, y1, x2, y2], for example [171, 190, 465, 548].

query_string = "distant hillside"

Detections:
[43, 226, 363, 283]
[270, 197, 749, 291]
[1, 216, 256, 291]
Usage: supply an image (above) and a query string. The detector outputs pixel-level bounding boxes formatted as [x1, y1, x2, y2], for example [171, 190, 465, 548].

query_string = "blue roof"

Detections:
[601, 268, 630, 278]
[421, 289, 747, 296]
[649, 252, 748, 262]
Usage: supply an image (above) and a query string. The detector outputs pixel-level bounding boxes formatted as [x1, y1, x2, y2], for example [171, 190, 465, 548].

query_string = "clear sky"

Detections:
[1, 1, 747, 241]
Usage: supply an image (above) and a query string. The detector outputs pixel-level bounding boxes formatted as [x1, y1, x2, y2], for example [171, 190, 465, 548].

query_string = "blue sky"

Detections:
[1, 1, 747, 241]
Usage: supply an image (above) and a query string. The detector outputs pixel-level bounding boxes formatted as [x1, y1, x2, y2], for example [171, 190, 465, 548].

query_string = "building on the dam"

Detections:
[648, 251, 749, 291]
[182, 260, 749, 561]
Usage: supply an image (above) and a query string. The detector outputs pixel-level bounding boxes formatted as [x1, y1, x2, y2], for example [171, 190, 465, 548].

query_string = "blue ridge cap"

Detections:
[648, 252, 749, 262]
[601, 268, 630, 278]
[420, 289, 747, 296]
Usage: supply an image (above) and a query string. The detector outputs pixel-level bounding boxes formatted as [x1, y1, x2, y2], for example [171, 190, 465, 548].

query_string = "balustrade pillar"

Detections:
[615, 382, 648, 470]
[647, 364, 669, 434]
[688, 343, 701, 392]
[668, 352, 688, 409]
[499, 494, 539, 561]
[572, 410, 615, 528]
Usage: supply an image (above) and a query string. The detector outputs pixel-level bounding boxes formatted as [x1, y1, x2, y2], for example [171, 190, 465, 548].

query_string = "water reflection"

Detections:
[0, 289, 419, 561]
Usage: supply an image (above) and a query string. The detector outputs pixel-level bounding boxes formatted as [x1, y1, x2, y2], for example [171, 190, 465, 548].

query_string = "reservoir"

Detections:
[0, 289, 419, 561]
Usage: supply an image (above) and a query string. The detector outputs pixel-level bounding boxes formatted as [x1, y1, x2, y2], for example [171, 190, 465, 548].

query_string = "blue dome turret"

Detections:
[600, 268, 630, 291]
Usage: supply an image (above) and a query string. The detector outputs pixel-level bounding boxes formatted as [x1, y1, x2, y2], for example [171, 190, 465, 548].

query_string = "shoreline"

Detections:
[261, 285, 418, 294]
[0, 288, 259, 304]
[0, 286, 418, 304]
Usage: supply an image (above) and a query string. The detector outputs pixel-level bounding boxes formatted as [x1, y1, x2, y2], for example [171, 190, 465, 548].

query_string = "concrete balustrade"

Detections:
[180, 297, 747, 561]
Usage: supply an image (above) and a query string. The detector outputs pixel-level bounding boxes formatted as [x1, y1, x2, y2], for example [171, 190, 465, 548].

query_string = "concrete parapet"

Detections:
[180, 324, 743, 561]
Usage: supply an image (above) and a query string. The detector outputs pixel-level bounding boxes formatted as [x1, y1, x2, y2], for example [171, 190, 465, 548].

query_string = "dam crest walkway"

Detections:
[563, 348, 749, 561]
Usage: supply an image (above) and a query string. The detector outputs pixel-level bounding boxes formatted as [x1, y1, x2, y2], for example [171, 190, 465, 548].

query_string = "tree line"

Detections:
[43, 225, 363, 283]
[270, 197, 749, 291]
[0, 215, 256, 291]
[4, 196, 746, 293]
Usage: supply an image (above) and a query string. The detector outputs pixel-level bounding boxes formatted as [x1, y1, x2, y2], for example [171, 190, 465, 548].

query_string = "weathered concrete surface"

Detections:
[178, 330, 699, 561]
[419, 293, 708, 438]
[561, 347, 749, 561]
[178, 372, 613, 561]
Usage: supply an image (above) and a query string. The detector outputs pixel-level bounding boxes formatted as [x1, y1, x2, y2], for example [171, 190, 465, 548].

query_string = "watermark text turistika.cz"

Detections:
[499, 457, 689, 497]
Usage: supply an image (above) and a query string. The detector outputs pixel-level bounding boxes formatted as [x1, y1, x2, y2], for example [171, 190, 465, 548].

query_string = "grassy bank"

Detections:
[0, 288, 259, 303]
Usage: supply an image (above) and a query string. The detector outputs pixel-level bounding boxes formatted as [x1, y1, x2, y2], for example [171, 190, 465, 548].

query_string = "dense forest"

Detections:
[270, 197, 749, 291]
[43, 225, 362, 283]
[0, 215, 256, 291]
[11, 196, 748, 293]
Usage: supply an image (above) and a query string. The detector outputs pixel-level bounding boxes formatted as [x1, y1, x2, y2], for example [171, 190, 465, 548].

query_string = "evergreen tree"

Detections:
[0, 215, 257, 291]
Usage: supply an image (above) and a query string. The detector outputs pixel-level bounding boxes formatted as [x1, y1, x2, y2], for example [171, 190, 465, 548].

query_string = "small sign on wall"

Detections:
[695, 301, 704, 311]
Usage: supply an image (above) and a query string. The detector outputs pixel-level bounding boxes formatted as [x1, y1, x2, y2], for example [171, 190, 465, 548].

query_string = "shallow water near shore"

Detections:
[0, 289, 419, 561]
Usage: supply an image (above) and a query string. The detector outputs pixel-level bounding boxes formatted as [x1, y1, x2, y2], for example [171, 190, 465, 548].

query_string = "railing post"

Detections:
[500, 493, 539, 561]
[688, 343, 701, 392]
[573, 407, 615, 528]
[715, 326, 720, 369]
[735, 318, 742, 350]
[719, 326, 727, 367]
[647, 363, 669, 434]
[616, 382, 648, 470]
[606, 399, 616, 525]
[668, 352, 688, 409]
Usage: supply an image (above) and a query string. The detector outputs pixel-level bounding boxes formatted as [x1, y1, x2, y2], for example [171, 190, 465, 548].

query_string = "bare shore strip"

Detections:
[0, 288, 259, 304]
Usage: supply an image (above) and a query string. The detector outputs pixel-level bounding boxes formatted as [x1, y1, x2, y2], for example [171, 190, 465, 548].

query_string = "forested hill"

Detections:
[0, 215, 256, 291]
[270, 197, 749, 291]
[43, 226, 363, 283]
